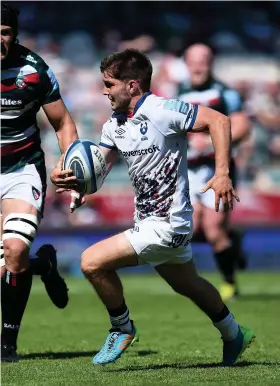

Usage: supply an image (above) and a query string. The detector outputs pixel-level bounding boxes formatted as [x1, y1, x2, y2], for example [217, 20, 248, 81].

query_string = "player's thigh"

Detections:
[1, 164, 44, 256]
[2, 198, 39, 217]
[155, 259, 199, 293]
[1, 164, 45, 215]
[81, 232, 139, 273]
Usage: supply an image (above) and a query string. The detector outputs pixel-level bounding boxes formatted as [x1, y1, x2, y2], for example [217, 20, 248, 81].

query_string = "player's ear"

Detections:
[127, 80, 139, 95]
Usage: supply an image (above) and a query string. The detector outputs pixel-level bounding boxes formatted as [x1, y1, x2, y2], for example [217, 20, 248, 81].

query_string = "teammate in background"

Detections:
[176, 43, 250, 301]
[1, 3, 80, 362]
[52, 49, 255, 366]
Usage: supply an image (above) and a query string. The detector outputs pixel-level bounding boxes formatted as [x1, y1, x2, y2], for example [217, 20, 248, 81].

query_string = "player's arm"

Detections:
[39, 65, 79, 190]
[99, 122, 119, 177]
[229, 111, 250, 144]
[191, 105, 239, 211]
[224, 89, 250, 144]
[39, 65, 78, 153]
[99, 145, 119, 177]
[47, 100, 79, 190]
[192, 106, 231, 176]
[43, 99, 78, 153]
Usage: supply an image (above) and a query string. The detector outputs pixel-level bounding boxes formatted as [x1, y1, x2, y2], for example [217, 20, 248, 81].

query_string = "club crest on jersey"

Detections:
[15, 72, 26, 89]
[32, 186, 41, 201]
[140, 121, 148, 141]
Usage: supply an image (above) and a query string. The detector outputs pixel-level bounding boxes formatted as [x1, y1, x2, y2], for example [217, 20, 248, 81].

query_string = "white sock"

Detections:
[214, 312, 239, 341]
[109, 308, 132, 333]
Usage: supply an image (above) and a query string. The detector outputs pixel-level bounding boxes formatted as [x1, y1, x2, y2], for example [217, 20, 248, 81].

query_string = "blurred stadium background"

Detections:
[12, 1, 280, 276]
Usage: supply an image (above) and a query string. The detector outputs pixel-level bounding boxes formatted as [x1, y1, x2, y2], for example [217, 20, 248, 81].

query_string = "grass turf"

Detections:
[2, 272, 280, 385]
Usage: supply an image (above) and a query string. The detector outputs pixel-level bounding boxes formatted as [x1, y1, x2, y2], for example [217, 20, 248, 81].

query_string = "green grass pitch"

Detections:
[2, 272, 280, 385]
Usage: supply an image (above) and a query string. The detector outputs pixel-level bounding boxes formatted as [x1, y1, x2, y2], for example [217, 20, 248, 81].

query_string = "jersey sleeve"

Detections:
[39, 67, 61, 105]
[147, 97, 198, 136]
[99, 122, 116, 149]
[223, 89, 243, 114]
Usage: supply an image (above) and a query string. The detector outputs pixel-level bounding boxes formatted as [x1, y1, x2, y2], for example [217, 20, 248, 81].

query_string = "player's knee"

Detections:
[2, 213, 39, 272]
[3, 239, 29, 272]
[81, 249, 102, 278]
[80, 253, 91, 277]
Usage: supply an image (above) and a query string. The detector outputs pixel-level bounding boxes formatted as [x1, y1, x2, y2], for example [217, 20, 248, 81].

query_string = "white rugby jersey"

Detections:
[100, 93, 198, 230]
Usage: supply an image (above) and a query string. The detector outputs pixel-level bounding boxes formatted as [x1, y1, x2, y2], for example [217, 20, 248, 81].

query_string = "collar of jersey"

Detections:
[112, 91, 152, 123]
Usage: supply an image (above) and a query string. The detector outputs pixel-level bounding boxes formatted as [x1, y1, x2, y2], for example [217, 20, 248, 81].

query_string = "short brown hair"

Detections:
[100, 49, 153, 92]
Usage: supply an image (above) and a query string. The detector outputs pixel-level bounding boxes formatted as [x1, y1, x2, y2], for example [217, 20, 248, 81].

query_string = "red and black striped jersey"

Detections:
[1, 44, 61, 173]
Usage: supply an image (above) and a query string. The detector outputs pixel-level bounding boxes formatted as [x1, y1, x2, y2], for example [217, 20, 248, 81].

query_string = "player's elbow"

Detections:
[209, 110, 231, 133]
[207, 112, 231, 141]
[230, 112, 251, 142]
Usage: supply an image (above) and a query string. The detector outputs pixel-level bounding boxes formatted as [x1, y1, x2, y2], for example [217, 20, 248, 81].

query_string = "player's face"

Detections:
[1, 26, 14, 61]
[186, 56, 211, 86]
[102, 72, 131, 112]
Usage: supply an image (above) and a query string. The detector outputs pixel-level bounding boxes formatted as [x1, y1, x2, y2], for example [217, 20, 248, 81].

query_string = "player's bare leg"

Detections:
[1, 199, 37, 362]
[81, 233, 139, 364]
[155, 261, 255, 365]
[202, 206, 238, 300]
[156, 260, 225, 316]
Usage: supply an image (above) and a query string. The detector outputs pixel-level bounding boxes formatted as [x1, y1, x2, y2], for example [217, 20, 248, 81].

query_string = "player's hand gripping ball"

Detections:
[63, 139, 107, 194]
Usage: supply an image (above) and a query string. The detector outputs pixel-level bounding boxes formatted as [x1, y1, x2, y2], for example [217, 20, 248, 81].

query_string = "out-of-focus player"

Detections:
[1, 3, 80, 362]
[176, 43, 250, 301]
[53, 49, 255, 366]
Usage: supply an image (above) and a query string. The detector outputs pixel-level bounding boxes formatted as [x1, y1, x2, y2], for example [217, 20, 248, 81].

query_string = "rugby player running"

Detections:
[53, 49, 255, 366]
[1, 3, 80, 362]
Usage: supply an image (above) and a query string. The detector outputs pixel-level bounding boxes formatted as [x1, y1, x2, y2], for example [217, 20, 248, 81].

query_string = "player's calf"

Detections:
[156, 261, 255, 365]
[81, 233, 139, 364]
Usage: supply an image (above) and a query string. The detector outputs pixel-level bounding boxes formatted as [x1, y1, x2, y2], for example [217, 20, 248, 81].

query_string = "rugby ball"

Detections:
[63, 139, 106, 195]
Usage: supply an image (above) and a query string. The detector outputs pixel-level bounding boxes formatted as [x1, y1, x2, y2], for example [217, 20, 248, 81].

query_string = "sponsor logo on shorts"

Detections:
[121, 145, 160, 158]
[169, 234, 190, 248]
[129, 225, 139, 234]
[32, 186, 41, 201]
